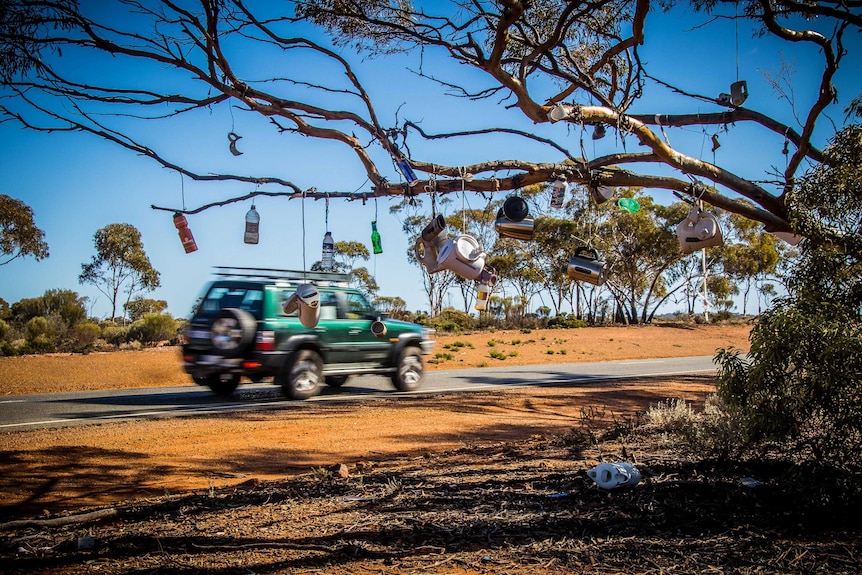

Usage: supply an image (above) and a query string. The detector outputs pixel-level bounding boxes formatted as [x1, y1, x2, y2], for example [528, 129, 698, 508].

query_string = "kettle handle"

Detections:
[575, 246, 599, 261]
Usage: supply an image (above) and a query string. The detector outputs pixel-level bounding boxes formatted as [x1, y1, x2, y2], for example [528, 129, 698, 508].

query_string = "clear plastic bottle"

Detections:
[244, 204, 260, 244]
[321, 231, 335, 271]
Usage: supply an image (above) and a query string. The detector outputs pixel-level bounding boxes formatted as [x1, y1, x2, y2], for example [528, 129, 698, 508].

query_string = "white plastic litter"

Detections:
[587, 462, 642, 489]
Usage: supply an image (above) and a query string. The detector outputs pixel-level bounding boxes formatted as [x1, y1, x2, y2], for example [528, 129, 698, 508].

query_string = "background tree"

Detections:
[79, 223, 161, 321]
[716, 125, 862, 465]
[0, 195, 48, 266]
[10, 288, 87, 327]
[124, 297, 168, 323]
[312, 240, 380, 298]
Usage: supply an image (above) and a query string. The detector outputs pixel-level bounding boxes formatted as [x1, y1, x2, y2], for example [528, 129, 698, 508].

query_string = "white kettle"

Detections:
[676, 207, 724, 253]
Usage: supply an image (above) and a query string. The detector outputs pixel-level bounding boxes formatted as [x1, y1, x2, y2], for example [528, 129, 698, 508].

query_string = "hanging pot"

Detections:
[567, 246, 607, 285]
[495, 197, 534, 241]
[676, 208, 724, 253]
[730, 80, 748, 106]
[436, 234, 486, 280]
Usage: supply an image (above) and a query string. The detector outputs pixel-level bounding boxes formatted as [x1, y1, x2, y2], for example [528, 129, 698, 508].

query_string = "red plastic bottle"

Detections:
[173, 213, 198, 254]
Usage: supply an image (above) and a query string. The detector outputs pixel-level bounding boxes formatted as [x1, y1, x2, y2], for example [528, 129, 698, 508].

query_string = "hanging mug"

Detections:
[475, 281, 491, 311]
[437, 234, 486, 281]
[567, 246, 607, 285]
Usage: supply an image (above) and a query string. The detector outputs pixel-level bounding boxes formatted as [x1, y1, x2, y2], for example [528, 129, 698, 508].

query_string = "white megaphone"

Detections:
[415, 214, 448, 274]
[436, 234, 486, 281]
[676, 207, 724, 253]
[283, 283, 321, 328]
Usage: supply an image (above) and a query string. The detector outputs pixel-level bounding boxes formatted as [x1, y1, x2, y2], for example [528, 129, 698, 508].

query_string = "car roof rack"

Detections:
[213, 266, 352, 287]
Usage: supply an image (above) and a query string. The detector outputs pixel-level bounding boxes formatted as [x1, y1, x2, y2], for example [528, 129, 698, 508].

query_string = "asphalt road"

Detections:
[0, 356, 717, 431]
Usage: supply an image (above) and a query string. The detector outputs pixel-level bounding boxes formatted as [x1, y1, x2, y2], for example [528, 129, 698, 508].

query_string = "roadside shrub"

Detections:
[20, 337, 55, 354]
[103, 325, 132, 346]
[69, 321, 102, 351]
[26, 316, 48, 340]
[0, 341, 17, 356]
[420, 308, 476, 333]
[128, 313, 178, 345]
[0, 318, 7, 340]
[645, 396, 749, 461]
[547, 313, 587, 329]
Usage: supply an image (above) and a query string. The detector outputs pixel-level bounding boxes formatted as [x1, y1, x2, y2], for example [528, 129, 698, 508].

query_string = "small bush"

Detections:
[489, 350, 507, 360]
[26, 316, 48, 341]
[69, 322, 102, 351]
[20, 337, 55, 354]
[546, 349, 555, 355]
[547, 313, 587, 329]
[103, 325, 132, 346]
[0, 318, 7, 340]
[487, 340, 496, 347]
[128, 313, 178, 345]
[434, 352, 454, 361]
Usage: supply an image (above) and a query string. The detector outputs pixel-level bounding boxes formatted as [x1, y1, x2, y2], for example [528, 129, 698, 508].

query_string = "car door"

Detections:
[334, 291, 391, 365]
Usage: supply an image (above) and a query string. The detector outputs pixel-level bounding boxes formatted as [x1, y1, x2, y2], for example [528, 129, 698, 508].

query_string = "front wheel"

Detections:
[279, 349, 323, 400]
[204, 373, 240, 396]
[391, 346, 424, 392]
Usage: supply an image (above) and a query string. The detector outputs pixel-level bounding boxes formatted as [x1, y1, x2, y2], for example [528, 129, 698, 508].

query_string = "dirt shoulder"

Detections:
[0, 324, 750, 518]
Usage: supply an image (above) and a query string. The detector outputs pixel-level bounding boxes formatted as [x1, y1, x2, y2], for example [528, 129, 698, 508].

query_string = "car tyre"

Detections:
[205, 373, 240, 396]
[210, 308, 256, 358]
[325, 375, 350, 388]
[280, 349, 323, 400]
[391, 346, 424, 392]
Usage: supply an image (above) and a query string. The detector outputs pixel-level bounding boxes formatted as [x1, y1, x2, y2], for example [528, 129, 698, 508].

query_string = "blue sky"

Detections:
[1, 2, 859, 318]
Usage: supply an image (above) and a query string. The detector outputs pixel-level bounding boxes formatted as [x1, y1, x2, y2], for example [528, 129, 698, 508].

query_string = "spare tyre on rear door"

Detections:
[209, 308, 256, 358]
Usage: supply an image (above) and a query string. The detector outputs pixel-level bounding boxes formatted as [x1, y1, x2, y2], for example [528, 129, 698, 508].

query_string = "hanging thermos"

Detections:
[321, 231, 335, 271]
[567, 246, 607, 285]
[371, 220, 383, 254]
[244, 204, 260, 244]
[173, 212, 198, 254]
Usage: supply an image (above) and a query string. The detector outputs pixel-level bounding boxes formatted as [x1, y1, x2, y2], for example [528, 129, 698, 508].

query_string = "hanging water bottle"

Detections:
[244, 204, 260, 244]
[321, 231, 335, 271]
[550, 175, 567, 209]
[371, 220, 383, 254]
[173, 213, 198, 254]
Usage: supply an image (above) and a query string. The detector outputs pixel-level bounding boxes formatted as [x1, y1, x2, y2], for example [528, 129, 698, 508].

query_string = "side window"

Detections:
[344, 292, 372, 319]
[280, 289, 338, 321]
[320, 292, 338, 321]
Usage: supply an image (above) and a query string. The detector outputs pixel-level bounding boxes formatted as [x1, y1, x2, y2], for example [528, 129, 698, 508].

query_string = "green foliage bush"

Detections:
[547, 313, 587, 329]
[69, 321, 102, 350]
[103, 325, 131, 346]
[419, 308, 476, 333]
[26, 316, 48, 340]
[0, 318, 7, 340]
[128, 313, 178, 344]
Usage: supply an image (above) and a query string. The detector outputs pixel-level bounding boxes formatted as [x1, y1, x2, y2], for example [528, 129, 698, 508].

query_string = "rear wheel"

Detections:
[391, 346, 424, 392]
[279, 349, 323, 400]
[325, 375, 350, 388]
[204, 373, 240, 396]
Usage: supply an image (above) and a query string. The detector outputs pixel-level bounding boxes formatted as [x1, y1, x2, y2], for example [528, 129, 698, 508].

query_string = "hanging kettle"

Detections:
[495, 196, 534, 240]
[567, 246, 607, 286]
[676, 207, 724, 253]
[436, 234, 486, 281]
[415, 214, 448, 274]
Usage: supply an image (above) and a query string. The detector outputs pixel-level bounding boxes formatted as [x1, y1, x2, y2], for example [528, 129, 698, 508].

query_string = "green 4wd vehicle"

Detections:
[181, 267, 434, 399]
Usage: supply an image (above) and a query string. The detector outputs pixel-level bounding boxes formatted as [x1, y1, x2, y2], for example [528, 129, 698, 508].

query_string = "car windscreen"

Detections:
[198, 286, 264, 319]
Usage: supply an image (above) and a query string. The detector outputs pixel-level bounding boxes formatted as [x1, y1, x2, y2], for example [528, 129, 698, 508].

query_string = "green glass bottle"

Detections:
[371, 221, 383, 254]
